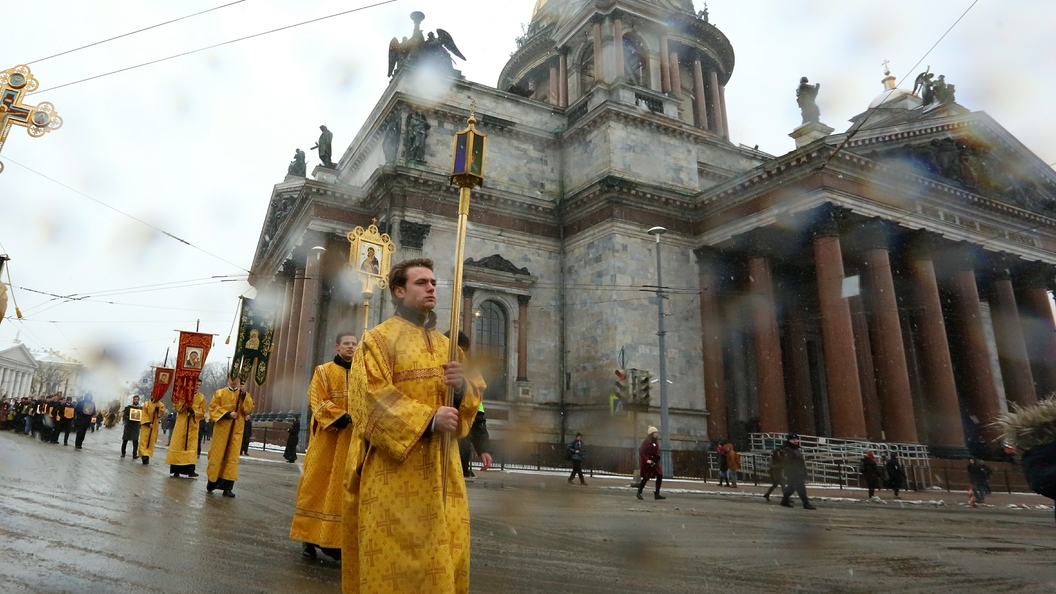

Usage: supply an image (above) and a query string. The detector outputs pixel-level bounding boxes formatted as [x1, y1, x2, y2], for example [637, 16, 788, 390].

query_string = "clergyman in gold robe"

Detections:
[138, 395, 167, 465]
[166, 378, 207, 478]
[290, 331, 358, 561]
[206, 377, 254, 498]
[342, 258, 484, 594]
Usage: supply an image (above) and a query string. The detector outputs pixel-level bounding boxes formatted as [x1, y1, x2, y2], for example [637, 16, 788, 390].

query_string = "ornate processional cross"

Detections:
[0, 65, 63, 174]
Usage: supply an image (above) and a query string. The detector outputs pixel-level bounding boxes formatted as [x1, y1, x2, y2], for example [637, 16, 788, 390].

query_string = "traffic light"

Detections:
[637, 370, 652, 406]
[615, 369, 629, 398]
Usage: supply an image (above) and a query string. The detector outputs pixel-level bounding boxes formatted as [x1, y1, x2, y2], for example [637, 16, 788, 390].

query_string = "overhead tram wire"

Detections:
[29, 0, 401, 95]
[3, 157, 251, 273]
[27, 1, 250, 65]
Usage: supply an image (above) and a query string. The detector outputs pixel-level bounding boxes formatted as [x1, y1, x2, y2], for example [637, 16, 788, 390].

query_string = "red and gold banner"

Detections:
[171, 330, 212, 407]
[151, 367, 174, 401]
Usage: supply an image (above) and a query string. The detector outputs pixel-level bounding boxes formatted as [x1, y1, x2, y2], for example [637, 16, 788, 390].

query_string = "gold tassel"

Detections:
[5, 263, 22, 318]
[225, 295, 243, 345]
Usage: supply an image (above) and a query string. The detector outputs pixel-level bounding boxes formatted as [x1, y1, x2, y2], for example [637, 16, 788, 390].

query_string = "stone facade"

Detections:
[249, 1, 1056, 460]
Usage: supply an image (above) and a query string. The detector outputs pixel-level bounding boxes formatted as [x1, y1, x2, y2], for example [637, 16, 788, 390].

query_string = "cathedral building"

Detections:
[249, 0, 1056, 460]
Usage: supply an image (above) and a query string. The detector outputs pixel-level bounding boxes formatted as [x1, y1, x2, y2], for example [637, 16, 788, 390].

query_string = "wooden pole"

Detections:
[441, 185, 472, 505]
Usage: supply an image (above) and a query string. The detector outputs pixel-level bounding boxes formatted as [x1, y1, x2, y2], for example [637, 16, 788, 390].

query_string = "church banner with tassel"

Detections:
[230, 297, 277, 385]
[171, 331, 212, 407]
[151, 367, 174, 401]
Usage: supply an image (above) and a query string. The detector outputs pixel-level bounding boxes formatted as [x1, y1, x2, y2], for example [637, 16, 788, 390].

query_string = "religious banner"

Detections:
[347, 221, 397, 335]
[151, 366, 174, 401]
[171, 331, 212, 407]
[230, 297, 277, 385]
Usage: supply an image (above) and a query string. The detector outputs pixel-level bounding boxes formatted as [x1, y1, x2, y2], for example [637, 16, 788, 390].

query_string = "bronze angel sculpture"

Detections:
[388, 12, 466, 77]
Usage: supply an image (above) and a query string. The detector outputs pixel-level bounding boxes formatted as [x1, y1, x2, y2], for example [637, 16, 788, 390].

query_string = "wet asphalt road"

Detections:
[3, 427, 1056, 594]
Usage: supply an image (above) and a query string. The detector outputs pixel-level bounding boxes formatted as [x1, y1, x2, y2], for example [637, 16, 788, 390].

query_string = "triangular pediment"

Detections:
[0, 342, 39, 368]
[845, 111, 1056, 215]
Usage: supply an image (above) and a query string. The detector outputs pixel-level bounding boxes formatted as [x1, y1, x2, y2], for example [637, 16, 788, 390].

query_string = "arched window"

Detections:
[474, 300, 509, 401]
[623, 35, 649, 87]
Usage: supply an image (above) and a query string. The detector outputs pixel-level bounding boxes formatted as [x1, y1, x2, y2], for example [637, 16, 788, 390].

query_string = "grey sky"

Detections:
[1, 0, 1054, 390]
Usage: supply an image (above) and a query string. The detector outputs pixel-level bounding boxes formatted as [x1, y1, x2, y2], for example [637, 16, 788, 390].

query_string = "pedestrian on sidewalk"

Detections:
[996, 396, 1056, 524]
[886, 452, 905, 498]
[860, 451, 882, 498]
[283, 415, 300, 463]
[725, 442, 741, 488]
[567, 432, 587, 485]
[716, 441, 730, 486]
[763, 444, 786, 502]
[637, 426, 665, 500]
[779, 433, 815, 510]
[967, 458, 990, 504]
[73, 394, 96, 450]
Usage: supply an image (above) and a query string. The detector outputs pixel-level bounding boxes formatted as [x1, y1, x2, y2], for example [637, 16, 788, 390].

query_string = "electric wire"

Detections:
[27, 1, 249, 65]
[2, 156, 250, 273]
[29, 0, 401, 95]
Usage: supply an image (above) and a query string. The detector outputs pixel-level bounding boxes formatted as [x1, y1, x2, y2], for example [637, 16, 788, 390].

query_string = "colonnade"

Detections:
[698, 215, 1056, 452]
[0, 367, 34, 399]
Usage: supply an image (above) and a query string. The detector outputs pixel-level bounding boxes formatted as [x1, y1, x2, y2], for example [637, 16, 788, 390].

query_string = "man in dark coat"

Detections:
[763, 445, 786, 502]
[240, 417, 253, 456]
[779, 433, 816, 509]
[73, 394, 97, 450]
[567, 432, 586, 485]
[886, 452, 906, 498]
[121, 395, 143, 459]
[636, 426, 665, 500]
[967, 458, 991, 504]
[860, 451, 882, 498]
[283, 416, 300, 463]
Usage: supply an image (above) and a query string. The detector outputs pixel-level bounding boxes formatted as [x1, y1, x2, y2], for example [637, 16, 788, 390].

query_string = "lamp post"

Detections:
[647, 226, 672, 476]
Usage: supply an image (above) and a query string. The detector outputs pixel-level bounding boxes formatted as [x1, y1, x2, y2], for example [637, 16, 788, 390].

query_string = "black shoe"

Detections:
[780, 500, 794, 508]
[188, 472, 199, 478]
[302, 543, 318, 560]
[803, 504, 817, 510]
[142, 457, 149, 465]
[321, 547, 342, 561]
[207, 482, 216, 493]
[580, 481, 587, 486]
[170, 473, 179, 478]
[654, 493, 666, 500]
[764, 493, 771, 502]
[121, 454, 126, 458]
[568, 478, 574, 484]
[133, 456, 139, 460]
[467, 470, 475, 478]
[222, 490, 235, 498]
[636, 492, 644, 500]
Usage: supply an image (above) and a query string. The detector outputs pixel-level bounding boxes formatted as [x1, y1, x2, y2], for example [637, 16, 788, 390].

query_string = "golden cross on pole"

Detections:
[0, 65, 63, 174]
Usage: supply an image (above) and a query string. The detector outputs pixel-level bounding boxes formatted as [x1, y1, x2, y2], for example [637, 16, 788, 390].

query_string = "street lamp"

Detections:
[647, 226, 672, 476]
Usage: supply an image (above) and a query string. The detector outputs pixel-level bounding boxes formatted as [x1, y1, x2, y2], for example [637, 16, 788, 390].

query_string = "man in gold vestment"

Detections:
[342, 258, 483, 594]
[166, 378, 207, 478]
[206, 377, 254, 498]
[138, 394, 167, 465]
[290, 331, 358, 561]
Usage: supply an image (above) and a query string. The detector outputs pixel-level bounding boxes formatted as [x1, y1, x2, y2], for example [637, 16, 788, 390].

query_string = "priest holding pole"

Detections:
[341, 111, 487, 594]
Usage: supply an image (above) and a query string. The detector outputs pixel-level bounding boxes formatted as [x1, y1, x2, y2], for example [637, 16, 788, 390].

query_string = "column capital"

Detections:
[741, 229, 783, 260]
[398, 220, 431, 250]
[904, 230, 945, 261]
[516, 294, 531, 306]
[462, 286, 477, 299]
[811, 204, 846, 238]
[856, 218, 893, 251]
[1017, 261, 1056, 291]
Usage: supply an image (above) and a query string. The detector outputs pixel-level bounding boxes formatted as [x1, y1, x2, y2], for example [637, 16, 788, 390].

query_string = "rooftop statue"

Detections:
[796, 77, 821, 124]
[287, 148, 306, 177]
[387, 12, 466, 77]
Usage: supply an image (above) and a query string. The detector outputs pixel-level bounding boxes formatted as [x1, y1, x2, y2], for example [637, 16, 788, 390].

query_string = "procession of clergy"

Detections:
[124, 258, 482, 594]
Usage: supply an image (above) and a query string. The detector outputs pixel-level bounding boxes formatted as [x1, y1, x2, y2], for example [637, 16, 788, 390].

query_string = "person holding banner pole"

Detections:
[167, 378, 206, 478]
[206, 376, 254, 498]
[138, 394, 167, 465]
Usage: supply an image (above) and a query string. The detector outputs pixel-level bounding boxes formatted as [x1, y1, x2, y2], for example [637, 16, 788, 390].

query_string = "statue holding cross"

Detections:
[0, 65, 63, 174]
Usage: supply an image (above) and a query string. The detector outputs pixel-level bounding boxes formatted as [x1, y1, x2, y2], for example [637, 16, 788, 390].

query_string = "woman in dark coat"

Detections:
[636, 426, 665, 500]
[886, 453, 906, 498]
[859, 451, 883, 498]
[997, 398, 1056, 523]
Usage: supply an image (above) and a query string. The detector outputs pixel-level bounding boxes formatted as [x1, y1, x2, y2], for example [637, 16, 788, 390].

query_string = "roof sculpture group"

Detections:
[388, 12, 466, 77]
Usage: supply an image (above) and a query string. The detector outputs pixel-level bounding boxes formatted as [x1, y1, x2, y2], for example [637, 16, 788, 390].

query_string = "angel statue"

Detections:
[387, 12, 466, 77]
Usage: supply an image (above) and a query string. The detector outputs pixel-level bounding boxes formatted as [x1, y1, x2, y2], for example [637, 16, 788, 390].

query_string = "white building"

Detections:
[0, 342, 39, 399]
